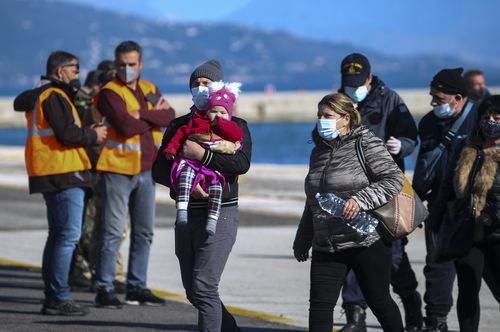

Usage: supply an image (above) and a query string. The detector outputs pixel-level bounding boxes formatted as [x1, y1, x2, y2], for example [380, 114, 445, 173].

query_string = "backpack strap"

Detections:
[440, 101, 474, 149]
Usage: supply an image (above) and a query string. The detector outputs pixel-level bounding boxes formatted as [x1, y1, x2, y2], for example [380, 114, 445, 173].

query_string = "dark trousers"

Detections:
[455, 240, 500, 332]
[175, 206, 239, 332]
[342, 238, 418, 308]
[482, 250, 500, 304]
[423, 226, 456, 318]
[309, 240, 403, 332]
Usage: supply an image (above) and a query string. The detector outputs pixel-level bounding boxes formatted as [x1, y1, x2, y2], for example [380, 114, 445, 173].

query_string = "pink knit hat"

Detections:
[205, 82, 242, 117]
[206, 88, 236, 116]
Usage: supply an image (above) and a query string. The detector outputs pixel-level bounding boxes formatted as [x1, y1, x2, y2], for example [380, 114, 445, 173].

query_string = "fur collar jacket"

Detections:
[454, 134, 500, 239]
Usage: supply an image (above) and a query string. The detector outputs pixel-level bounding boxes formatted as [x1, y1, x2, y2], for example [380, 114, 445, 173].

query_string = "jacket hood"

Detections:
[13, 76, 74, 113]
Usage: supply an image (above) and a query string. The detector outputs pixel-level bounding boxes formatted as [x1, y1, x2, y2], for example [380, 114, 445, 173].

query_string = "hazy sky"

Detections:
[66, 0, 251, 21]
[63, 0, 499, 64]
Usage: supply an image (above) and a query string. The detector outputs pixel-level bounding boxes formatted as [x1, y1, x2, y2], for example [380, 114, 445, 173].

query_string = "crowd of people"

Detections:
[12, 40, 499, 332]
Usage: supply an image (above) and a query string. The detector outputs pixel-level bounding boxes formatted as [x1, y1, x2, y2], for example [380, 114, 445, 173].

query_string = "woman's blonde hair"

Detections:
[318, 93, 362, 129]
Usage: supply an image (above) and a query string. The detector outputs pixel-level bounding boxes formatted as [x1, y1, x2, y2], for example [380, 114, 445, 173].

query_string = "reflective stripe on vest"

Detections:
[28, 127, 54, 137]
[25, 87, 91, 177]
[96, 79, 159, 175]
[104, 139, 141, 151]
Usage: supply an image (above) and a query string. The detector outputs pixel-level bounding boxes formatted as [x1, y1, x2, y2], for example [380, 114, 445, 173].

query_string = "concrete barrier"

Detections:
[2, 87, 499, 127]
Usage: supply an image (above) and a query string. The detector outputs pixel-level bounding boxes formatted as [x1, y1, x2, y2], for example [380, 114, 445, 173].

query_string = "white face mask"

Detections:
[345, 85, 369, 103]
[118, 65, 139, 84]
[432, 103, 454, 118]
[191, 86, 210, 109]
[317, 119, 340, 140]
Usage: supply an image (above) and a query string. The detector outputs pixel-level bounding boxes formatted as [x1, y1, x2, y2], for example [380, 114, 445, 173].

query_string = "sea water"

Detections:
[0, 122, 418, 169]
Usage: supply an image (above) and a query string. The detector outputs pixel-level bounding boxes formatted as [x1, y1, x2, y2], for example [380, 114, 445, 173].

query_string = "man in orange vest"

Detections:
[13, 50, 107, 315]
[93, 40, 175, 308]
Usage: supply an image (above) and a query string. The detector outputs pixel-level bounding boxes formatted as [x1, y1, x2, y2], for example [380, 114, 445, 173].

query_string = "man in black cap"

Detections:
[152, 60, 251, 332]
[340, 53, 418, 171]
[338, 53, 422, 332]
[414, 67, 478, 332]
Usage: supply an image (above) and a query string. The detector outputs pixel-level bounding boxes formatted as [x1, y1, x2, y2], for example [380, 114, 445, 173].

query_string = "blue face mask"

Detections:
[344, 85, 369, 103]
[432, 103, 455, 118]
[317, 119, 340, 140]
[191, 86, 210, 109]
[479, 119, 500, 139]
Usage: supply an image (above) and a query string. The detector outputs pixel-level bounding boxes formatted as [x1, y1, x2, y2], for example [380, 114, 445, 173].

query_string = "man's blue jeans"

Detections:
[42, 187, 85, 300]
[95, 171, 156, 290]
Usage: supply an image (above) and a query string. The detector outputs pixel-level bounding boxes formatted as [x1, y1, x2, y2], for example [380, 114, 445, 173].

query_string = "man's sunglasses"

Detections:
[61, 63, 80, 71]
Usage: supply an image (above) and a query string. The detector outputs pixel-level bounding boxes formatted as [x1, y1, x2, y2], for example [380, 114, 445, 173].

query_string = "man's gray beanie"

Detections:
[189, 60, 224, 89]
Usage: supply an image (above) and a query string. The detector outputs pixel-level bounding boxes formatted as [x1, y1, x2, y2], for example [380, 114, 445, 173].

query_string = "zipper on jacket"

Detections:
[470, 149, 484, 216]
[319, 140, 338, 192]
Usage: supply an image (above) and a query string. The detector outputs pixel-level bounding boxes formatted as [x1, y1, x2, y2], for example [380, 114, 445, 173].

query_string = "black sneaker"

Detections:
[94, 289, 123, 309]
[41, 299, 89, 316]
[125, 287, 166, 306]
[424, 316, 448, 332]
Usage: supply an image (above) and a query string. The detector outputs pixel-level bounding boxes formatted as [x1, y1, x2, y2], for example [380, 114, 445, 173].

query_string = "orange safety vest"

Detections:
[96, 79, 164, 175]
[25, 87, 91, 177]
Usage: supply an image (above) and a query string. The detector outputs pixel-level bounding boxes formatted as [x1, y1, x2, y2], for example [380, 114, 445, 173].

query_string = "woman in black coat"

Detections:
[430, 95, 500, 332]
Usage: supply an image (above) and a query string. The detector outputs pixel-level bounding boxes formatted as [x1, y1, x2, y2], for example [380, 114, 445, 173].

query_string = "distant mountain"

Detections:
[1, 0, 499, 96]
[225, 0, 500, 64]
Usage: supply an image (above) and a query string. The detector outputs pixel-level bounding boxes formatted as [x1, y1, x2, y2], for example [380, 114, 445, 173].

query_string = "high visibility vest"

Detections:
[25, 87, 91, 177]
[96, 79, 163, 175]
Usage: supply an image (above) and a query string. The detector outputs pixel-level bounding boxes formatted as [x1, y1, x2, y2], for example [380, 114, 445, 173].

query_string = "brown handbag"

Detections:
[355, 137, 428, 240]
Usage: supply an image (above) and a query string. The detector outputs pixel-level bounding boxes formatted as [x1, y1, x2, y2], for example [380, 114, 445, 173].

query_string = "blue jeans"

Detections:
[42, 187, 85, 300]
[95, 171, 156, 290]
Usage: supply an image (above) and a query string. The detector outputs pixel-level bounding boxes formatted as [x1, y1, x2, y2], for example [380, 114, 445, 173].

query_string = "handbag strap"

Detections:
[467, 149, 484, 193]
[355, 136, 370, 181]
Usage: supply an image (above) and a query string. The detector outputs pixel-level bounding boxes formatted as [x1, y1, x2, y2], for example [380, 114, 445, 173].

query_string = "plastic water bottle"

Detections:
[315, 192, 379, 236]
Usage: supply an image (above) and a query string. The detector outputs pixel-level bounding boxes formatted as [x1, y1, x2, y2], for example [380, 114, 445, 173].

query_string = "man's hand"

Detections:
[181, 140, 206, 161]
[94, 125, 107, 144]
[153, 96, 171, 110]
[129, 111, 140, 119]
[386, 136, 402, 155]
[191, 184, 208, 199]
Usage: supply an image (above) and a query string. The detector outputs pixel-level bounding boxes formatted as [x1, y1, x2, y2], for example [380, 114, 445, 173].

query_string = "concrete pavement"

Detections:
[0, 146, 499, 331]
[0, 262, 304, 332]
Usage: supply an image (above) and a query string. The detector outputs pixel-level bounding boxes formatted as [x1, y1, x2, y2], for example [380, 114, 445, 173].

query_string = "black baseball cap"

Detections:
[341, 53, 371, 87]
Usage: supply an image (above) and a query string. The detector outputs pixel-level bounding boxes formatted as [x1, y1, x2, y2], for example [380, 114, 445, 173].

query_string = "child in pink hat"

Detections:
[164, 82, 243, 235]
